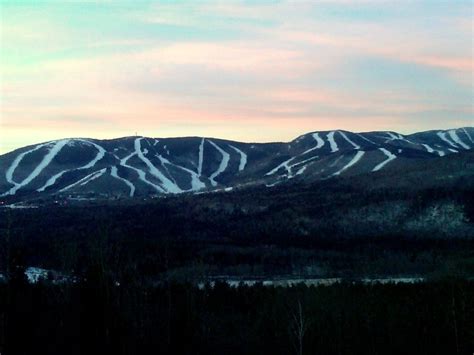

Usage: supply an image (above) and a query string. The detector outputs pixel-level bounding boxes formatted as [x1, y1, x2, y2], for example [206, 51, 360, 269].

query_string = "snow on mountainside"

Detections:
[0, 127, 473, 201]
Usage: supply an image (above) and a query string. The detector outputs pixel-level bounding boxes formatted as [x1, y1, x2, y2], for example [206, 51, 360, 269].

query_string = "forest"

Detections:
[1, 174, 473, 281]
[1, 171, 473, 354]
[1, 274, 473, 355]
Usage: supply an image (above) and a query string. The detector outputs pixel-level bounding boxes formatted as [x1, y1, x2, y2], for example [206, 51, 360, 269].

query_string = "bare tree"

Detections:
[289, 299, 309, 355]
[451, 284, 459, 355]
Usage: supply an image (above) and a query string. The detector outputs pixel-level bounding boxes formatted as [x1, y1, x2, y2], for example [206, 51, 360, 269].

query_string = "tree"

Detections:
[289, 299, 310, 355]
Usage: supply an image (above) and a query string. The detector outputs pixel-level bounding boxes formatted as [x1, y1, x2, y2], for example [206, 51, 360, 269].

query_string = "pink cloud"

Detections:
[268, 22, 471, 76]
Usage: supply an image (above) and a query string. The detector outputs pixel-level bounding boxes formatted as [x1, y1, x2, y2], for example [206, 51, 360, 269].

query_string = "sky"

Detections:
[0, 0, 472, 154]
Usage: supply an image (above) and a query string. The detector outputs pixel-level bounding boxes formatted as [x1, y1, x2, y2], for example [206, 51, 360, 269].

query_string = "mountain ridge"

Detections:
[4, 126, 474, 153]
[1, 127, 473, 202]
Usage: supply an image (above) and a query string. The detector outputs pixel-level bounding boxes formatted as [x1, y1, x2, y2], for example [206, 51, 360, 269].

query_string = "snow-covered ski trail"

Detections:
[208, 140, 230, 187]
[356, 133, 377, 145]
[332, 151, 365, 176]
[120, 151, 165, 193]
[2, 139, 69, 196]
[77, 139, 106, 169]
[154, 154, 179, 189]
[59, 168, 106, 192]
[228, 145, 247, 171]
[302, 133, 325, 155]
[4, 143, 49, 188]
[266, 157, 295, 177]
[327, 131, 339, 153]
[156, 155, 205, 191]
[110, 166, 136, 197]
[135, 138, 182, 193]
[448, 130, 470, 149]
[372, 148, 397, 172]
[437, 131, 459, 149]
[338, 131, 360, 149]
[295, 166, 307, 176]
[422, 144, 434, 153]
[198, 138, 205, 176]
[384, 132, 418, 146]
[461, 128, 473, 143]
[422, 144, 444, 157]
[37, 139, 106, 192]
[266, 154, 319, 179]
[385, 132, 403, 141]
[291, 156, 319, 169]
[312, 133, 325, 149]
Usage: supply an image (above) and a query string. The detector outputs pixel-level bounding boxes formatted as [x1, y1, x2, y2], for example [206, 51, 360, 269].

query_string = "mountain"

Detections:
[1, 127, 473, 203]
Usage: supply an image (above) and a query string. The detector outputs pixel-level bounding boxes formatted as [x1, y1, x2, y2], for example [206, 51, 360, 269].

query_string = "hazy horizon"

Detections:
[1, 1, 472, 154]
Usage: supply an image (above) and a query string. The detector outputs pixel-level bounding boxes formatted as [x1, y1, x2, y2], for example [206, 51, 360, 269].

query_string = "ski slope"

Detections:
[37, 139, 106, 192]
[448, 130, 470, 150]
[156, 155, 206, 192]
[437, 132, 458, 149]
[229, 145, 247, 171]
[338, 131, 360, 149]
[332, 151, 365, 176]
[327, 131, 339, 153]
[208, 140, 230, 186]
[372, 148, 397, 172]
[110, 166, 136, 197]
[135, 138, 182, 193]
[2, 139, 69, 196]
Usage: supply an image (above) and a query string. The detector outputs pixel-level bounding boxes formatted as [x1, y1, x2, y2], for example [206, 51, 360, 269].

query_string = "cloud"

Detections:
[1, 1, 472, 153]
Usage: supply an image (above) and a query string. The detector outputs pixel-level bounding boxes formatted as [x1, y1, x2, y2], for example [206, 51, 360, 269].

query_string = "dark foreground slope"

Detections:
[2, 279, 473, 355]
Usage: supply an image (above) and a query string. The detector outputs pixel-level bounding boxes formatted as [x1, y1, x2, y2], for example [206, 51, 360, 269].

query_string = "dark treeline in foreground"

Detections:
[0, 276, 473, 355]
[1, 176, 474, 280]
